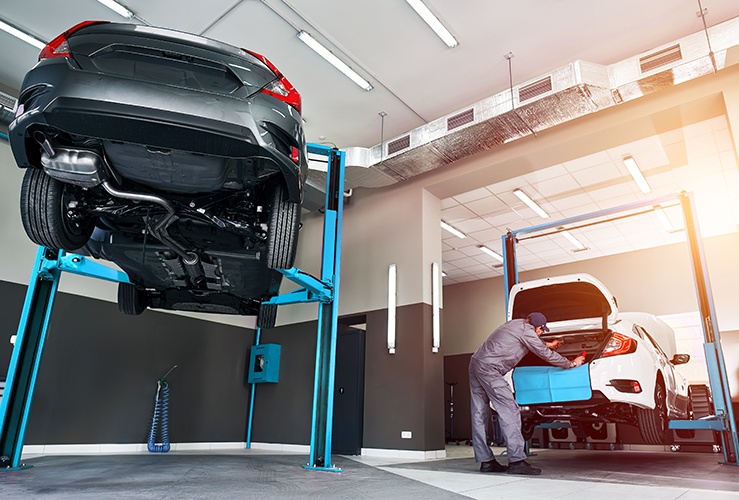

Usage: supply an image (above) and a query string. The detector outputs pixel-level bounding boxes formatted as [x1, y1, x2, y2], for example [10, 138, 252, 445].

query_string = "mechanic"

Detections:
[468, 312, 585, 475]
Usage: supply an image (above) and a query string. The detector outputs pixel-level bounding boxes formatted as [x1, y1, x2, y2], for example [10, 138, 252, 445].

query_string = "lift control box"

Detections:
[248, 344, 281, 383]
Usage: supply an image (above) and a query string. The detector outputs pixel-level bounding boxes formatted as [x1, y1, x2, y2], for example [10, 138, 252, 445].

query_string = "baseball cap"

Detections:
[527, 312, 549, 332]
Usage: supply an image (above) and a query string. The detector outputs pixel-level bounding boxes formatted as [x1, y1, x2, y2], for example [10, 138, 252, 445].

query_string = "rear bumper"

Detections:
[9, 61, 306, 201]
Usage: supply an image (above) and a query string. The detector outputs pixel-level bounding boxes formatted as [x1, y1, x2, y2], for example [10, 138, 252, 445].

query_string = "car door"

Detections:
[637, 325, 680, 412]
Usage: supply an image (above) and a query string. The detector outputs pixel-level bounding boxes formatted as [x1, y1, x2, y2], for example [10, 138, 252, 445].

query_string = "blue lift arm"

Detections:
[502, 191, 738, 465]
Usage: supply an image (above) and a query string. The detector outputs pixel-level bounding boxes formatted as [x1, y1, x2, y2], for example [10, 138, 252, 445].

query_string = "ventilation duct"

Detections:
[0, 89, 17, 127]
[341, 15, 739, 188]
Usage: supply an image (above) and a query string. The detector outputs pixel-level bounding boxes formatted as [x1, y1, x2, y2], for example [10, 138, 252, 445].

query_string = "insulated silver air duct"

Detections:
[340, 15, 739, 189]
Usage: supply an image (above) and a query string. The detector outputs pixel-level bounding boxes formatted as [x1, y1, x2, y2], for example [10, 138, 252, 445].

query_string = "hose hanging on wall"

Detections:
[147, 365, 176, 453]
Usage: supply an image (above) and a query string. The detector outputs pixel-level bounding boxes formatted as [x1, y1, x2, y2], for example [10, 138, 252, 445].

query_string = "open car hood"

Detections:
[507, 273, 618, 325]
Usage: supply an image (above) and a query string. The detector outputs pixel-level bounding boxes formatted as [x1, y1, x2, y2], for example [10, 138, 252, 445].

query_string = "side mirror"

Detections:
[671, 353, 690, 365]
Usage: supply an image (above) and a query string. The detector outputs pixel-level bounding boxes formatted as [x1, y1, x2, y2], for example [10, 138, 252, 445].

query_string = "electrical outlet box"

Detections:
[248, 344, 281, 383]
[401, 431, 412, 439]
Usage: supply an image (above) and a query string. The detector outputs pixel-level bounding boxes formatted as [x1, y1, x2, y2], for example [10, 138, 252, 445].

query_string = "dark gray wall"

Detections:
[363, 304, 445, 452]
[0, 280, 255, 445]
[1, 281, 446, 452]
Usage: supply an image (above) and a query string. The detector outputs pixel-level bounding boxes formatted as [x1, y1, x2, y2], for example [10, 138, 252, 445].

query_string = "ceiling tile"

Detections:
[441, 197, 460, 209]
[571, 162, 624, 187]
[464, 195, 508, 216]
[443, 249, 467, 260]
[458, 245, 488, 257]
[464, 263, 496, 274]
[468, 227, 506, 245]
[453, 187, 493, 204]
[449, 256, 481, 269]
[523, 164, 569, 182]
[483, 210, 524, 227]
[546, 192, 595, 211]
[441, 205, 477, 223]
[485, 177, 526, 196]
[646, 170, 677, 189]
[562, 151, 612, 172]
[454, 218, 493, 233]
[538, 253, 577, 266]
[584, 183, 634, 203]
[595, 193, 640, 210]
[720, 150, 738, 171]
[529, 173, 581, 197]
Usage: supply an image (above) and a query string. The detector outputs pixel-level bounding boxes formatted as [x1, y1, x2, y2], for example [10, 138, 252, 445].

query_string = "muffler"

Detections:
[36, 132, 107, 188]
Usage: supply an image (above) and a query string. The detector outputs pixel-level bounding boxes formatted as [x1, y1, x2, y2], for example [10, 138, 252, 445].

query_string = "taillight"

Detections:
[39, 20, 109, 61]
[290, 146, 300, 164]
[601, 332, 637, 358]
[242, 49, 302, 114]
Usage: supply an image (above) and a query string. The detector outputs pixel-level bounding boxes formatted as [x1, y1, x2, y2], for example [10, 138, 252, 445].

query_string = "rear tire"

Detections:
[20, 167, 94, 251]
[118, 282, 148, 315]
[266, 184, 300, 270]
[637, 381, 669, 445]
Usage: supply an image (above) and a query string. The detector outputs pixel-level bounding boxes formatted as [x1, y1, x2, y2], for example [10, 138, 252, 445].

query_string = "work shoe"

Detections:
[507, 460, 541, 475]
[479, 459, 507, 473]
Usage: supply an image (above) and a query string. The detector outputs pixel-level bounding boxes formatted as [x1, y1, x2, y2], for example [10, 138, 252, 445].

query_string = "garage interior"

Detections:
[1, 1, 739, 499]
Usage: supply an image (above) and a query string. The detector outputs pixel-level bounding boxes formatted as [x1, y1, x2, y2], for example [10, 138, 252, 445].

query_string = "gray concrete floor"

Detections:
[1, 446, 738, 499]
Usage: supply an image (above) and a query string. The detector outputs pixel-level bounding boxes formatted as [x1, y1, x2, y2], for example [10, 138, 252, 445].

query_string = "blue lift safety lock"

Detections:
[0, 247, 131, 470]
[245, 144, 345, 473]
[502, 191, 738, 466]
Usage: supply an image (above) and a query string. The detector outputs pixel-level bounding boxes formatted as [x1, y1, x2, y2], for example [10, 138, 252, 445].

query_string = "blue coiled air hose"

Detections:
[148, 366, 176, 453]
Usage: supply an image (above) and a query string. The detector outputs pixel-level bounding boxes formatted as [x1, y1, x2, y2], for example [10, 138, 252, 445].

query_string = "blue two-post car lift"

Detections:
[0, 143, 346, 472]
[501, 191, 738, 465]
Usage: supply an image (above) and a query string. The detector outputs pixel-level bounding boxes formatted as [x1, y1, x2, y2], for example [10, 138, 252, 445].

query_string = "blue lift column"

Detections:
[246, 144, 346, 472]
[0, 247, 130, 470]
[502, 191, 737, 465]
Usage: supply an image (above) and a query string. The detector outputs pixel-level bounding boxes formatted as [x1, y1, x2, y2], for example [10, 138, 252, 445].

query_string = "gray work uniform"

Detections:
[468, 318, 572, 463]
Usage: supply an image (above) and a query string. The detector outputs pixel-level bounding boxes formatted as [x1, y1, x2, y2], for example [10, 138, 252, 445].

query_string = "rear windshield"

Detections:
[89, 45, 274, 95]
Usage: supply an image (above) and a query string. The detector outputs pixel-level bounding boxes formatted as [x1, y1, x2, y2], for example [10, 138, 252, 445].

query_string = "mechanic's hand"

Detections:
[546, 339, 563, 350]
[571, 354, 586, 367]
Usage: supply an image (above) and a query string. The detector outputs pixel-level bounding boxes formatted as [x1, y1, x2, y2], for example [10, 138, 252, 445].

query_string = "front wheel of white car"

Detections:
[637, 381, 669, 445]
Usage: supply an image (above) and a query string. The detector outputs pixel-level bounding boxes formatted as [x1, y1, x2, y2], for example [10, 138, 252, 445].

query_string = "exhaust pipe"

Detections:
[101, 181, 206, 288]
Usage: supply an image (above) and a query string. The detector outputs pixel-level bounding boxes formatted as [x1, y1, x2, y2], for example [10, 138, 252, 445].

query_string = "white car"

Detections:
[507, 273, 691, 445]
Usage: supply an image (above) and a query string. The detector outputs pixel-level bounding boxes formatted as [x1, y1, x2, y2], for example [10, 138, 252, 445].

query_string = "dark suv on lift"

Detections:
[9, 21, 308, 327]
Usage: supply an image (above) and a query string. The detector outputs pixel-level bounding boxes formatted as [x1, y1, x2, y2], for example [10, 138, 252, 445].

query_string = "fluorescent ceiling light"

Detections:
[478, 245, 504, 262]
[97, 0, 134, 18]
[559, 228, 586, 250]
[0, 19, 45, 49]
[431, 262, 440, 353]
[654, 205, 675, 232]
[623, 156, 651, 194]
[405, 0, 458, 48]
[297, 31, 373, 91]
[440, 220, 466, 239]
[513, 188, 549, 219]
[387, 264, 397, 354]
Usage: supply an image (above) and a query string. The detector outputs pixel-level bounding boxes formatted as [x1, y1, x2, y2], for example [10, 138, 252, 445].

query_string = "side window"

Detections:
[632, 325, 645, 339]
[639, 325, 668, 359]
